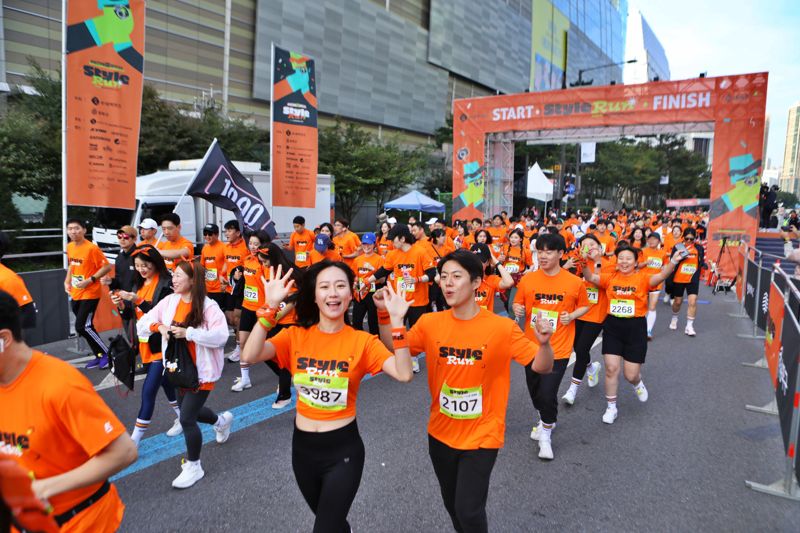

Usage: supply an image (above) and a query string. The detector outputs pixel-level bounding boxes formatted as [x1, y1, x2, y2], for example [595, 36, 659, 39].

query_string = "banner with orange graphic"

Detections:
[65, 0, 145, 209]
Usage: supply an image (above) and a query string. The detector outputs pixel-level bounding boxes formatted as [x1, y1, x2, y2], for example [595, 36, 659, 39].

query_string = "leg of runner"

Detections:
[670, 291, 684, 331]
[291, 421, 365, 533]
[428, 435, 498, 533]
[352, 297, 369, 331]
[524, 359, 569, 460]
[602, 354, 622, 424]
[646, 291, 659, 340]
[623, 361, 648, 402]
[265, 324, 292, 409]
[72, 299, 109, 368]
[364, 292, 379, 334]
[233, 327, 253, 391]
[685, 292, 698, 337]
[174, 389, 232, 489]
[564, 320, 602, 405]
[406, 305, 428, 373]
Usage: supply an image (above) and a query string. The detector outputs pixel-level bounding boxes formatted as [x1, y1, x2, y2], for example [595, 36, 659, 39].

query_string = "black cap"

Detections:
[470, 243, 492, 263]
[203, 223, 219, 234]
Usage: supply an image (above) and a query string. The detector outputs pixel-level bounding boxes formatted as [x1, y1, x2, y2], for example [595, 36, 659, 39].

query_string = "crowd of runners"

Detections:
[1, 205, 731, 532]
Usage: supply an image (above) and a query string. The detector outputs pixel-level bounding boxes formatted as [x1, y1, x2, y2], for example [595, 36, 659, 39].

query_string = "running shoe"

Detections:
[647, 330, 653, 341]
[166, 418, 183, 437]
[226, 346, 241, 363]
[586, 362, 601, 388]
[662, 293, 670, 305]
[669, 317, 678, 330]
[172, 460, 204, 489]
[412, 357, 420, 374]
[85, 357, 102, 369]
[214, 411, 234, 443]
[602, 407, 618, 424]
[538, 437, 554, 460]
[231, 377, 251, 392]
[98, 354, 110, 369]
[562, 386, 577, 406]
[272, 398, 291, 409]
[530, 420, 542, 441]
[635, 381, 649, 402]
[685, 324, 696, 337]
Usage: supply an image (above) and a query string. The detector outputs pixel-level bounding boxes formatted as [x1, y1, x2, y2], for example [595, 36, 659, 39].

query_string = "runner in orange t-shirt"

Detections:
[469, 243, 513, 313]
[64, 219, 112, 369]
[200, 223, 226, 308]
[220, 220, 249, 362]
[428, 228, 456, 311]
[376, 221, 394, 256]
[374, 249, 554, 532]
[668, 227, 705, 337]
[286, 215, 316, 269]
[156, 213, 194, 272]
[333, 218, 362, 269]
[0, 291, 137, 533]
[241, 261, 413, 533]
[584, 243, 681, 424]
[512, 232, 589, 460]
[640, 232, 669, 339]
[351, 232, 385, 334]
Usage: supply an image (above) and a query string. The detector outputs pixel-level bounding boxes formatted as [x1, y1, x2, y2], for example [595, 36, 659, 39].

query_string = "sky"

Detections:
[636, 0, 800, 170]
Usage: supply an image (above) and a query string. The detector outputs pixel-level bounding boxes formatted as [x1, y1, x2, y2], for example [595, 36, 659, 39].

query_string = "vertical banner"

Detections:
[65, 0, 145, 209]
[271, 45, 318, 208]
[756, 266, 771, 331]
[776, 307, 799, 457]
[765, 282, 785, 387]
[580, 142, 596, 163]
[743, 259, 758, 322]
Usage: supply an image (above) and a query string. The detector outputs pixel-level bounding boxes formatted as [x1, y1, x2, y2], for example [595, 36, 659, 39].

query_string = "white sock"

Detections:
[634, 380, 645, 390]
[187, 459, 201, 468]
[169, 400, 180, 418]
[131, 419, 150, 444]
[687, 317, 695, 328]
[240, 365, 251, 382]
[646, 310, 656, 332]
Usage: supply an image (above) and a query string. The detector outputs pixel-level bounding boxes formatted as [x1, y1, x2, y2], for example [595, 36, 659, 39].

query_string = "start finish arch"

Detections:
[451, 73, 768, 277]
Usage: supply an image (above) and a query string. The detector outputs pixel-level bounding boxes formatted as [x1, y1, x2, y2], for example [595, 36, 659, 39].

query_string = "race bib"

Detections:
[530, 308, 558, 332]
[71, 275, 84, 288]
[205, 268, 218, 281]
[680, 264, 697, 275]
[399, 279, 415, 293]
[646, 257, 663, 269]
[586, 287, 599, 304]
[296, 251, 307, 263]
[504, 262, 520, 273]
[439, 382, 482, 420]
[294, 373, 349, 411]
[243, 284, 258, 302]
[609, 299, 635, 317]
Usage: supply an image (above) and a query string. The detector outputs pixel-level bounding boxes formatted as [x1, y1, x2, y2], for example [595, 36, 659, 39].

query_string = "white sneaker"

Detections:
[685, 324, 696, 337]
[172, 461, 204, 489]
[669, 317, 678, 330]
[562, 386, 577, 406]
[662, 293, 670, 304]
[538, 437, 554, 460]
[412, 357, 420, 374]
[272, 398, 291, 409]
[530, 420, 542, 441]
[602, 407, 618, 424]
[226, 346, 241, 362]
[586, 362, 601, 388]
[635, 381, 649, 402]
[214, 411, 234, 443]
[166, 418, 183, 437]
[231, 377, 251, 392]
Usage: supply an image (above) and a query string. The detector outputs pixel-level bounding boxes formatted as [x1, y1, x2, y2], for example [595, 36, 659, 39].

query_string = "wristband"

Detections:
[391, 327, 409, 350]
[258, 317, 276, 331]
[256, 305, 280, 322]
[378, 309, 390, 325]
[90, 275, 97, 283]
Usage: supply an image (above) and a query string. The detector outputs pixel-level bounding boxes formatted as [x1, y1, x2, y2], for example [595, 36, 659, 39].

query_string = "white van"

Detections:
[92, 160, 333, 257]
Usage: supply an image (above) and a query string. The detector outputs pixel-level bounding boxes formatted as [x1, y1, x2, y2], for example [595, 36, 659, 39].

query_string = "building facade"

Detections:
[623, 1, 670, 85]
[780, 103, 800, 196]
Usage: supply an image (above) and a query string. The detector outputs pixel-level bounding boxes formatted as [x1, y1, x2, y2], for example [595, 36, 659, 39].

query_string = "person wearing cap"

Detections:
[350, 232, 384, 334]
[138, 218, 159, 247]
[201, 224, 226, 309]
[101, 225, 138, 342]
[426, 217, 438, 234]
[221, 220, 249, 362]
[333, 218, 362, 269]
[309, 232, 342, 265]
[0, 231, 37, 333]
[286, 215, 316, 270]
[386, 216, 398, 227]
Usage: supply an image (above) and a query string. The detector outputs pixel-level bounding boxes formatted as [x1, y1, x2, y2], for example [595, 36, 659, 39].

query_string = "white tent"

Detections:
[526, 162, 554, 202]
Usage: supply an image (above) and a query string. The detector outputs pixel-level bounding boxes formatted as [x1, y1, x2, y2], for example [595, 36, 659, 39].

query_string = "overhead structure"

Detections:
[384, 190, 446, 214]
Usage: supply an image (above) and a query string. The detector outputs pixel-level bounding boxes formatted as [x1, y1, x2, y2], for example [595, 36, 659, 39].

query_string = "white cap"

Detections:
[138, 218, 158, 230]
[387, 217, 398, 224]
[426, 217, 439, 225]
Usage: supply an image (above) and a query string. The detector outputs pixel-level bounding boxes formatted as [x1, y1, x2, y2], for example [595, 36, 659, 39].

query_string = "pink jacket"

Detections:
[137, 294, 228, 384]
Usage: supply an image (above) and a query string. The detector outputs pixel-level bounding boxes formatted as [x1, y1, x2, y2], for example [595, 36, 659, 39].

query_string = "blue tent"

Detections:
[384, 190, 445, 213]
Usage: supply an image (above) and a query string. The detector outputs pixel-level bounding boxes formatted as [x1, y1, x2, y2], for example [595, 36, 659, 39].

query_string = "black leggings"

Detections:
[428, 435, 499, 533]
[178, 389, 218, 461]
[524, 359, 569, 425]
[266, 324, 292, 400]
[352, 293, 378, 334]
[71, 298, 108, 356]
[430, 282, 448, 312]
[292, 420, 365, 533]
[138, 360, 177, 420]
[572, 320, 604, 380]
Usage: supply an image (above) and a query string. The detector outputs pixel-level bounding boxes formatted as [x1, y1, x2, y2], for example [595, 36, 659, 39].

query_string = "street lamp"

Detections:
[570, 59, 638, 87]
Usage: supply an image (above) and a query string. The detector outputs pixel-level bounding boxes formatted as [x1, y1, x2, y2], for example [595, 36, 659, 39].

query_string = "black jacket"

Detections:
[110, 247, 137, 292]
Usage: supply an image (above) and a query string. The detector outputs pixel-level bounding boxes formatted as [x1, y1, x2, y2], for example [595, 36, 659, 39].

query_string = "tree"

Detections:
[777, 191, 800, 209]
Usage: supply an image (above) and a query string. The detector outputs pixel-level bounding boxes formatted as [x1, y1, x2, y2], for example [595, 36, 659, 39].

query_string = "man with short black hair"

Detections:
[333, 217, 362, 268]
[221, 219, 248, 362]
[287, 215, 315, 269]
[156, 213, 193, 272]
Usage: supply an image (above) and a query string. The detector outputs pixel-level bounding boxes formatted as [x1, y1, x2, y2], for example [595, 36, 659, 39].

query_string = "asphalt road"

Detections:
[41, 286, 800, 532]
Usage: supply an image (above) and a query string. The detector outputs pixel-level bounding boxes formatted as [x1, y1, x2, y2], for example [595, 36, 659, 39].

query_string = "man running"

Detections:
[156, 213, 194, 272]
[200, 223, 226, 310]
[668, 227, 705, 336]
[286, 215, 316, 270]
[221, 220, 248, 362]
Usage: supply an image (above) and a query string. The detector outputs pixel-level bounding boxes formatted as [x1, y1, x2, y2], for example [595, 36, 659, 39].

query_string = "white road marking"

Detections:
[94, 372, 147, 391]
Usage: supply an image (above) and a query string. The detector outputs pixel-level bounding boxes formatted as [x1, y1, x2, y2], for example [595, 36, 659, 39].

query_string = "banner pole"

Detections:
[61, 0, 68, 269]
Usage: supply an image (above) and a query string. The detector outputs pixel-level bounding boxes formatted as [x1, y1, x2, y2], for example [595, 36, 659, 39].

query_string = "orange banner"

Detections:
[451, 73, 768, 279]
[65, 0, 144, 209]
[765, 281, 785, 388]
[271, 45, 318, 208]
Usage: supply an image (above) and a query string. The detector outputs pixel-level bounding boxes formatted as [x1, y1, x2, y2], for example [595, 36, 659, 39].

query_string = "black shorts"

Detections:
[239, 308, 258, 333]
[670, 278, 700, 298]
[207, 292, 225, 308]
[223, 292, 244, 312]
[602, 315, 647, 364]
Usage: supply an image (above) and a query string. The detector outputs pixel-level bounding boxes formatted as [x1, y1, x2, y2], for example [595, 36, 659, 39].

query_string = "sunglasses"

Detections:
[202, 231, 217, 236]
[684, 237, 695, 241]
[117, 233, 133, 240]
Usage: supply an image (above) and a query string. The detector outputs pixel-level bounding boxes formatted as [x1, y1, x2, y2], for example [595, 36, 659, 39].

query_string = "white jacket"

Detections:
[137, 294, 228, 384]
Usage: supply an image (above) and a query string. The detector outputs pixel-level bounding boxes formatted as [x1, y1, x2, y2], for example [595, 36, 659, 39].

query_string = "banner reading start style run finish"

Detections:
[65, 0, 145, 209]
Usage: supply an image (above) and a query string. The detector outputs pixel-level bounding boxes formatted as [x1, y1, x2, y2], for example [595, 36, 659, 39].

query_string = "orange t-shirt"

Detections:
[139, 237, 158, 247]
[201, 240, 226, 294]
[408, 309, 537, 450]
[0, 351, 126, 531]
[157, 236, 194, 272]
[222, 238, 248, 294]
[487, 227, 507, 256]
[580, 257, 617, 324]
[241, 255, 264, 311]
[559, 229, 576, 250]
[135, 276, 161, 363]
[599, 270, 651, 318]
[502, 244, 531, 274]
[0, 263, 34, 307]
[663, 232, 680, 253]
[382, 245, 434, 306]
[514, 268, 589, 359]
[67, 240, 109, 300]
[171, 299, 212, 390]
[351, 253, 384, 302]
[310, 248, 343, 264]
[289, 229, 316, 268]
[333, 231, 362, 268]
[594, 233, 616, 255]
[672, 243, 701, 284]
[641, 247, 668, 290]
[429, 241, 456, 268]
[377, 235, 394, 257]
[474, 274, 502, 311]
[271, 324, 392, 421]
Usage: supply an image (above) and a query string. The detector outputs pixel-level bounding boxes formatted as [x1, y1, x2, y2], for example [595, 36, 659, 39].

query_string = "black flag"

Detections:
[186, 139, 276, 238]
